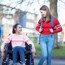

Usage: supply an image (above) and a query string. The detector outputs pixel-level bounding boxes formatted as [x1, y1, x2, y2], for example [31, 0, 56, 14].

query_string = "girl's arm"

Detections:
[1, 35, 12, 52]
[53, 18, 62, 33]
[36, 19, 41, 32]
[23, 34, 36, 53]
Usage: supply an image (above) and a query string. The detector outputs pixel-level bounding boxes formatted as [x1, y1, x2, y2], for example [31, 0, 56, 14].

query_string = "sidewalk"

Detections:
[34, 58, 65, 65]
[35, 55, 65, 60]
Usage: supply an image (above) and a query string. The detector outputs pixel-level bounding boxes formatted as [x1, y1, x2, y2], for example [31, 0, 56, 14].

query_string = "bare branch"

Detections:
[59, 0, 65, 4]
[0, 4, 19, 10]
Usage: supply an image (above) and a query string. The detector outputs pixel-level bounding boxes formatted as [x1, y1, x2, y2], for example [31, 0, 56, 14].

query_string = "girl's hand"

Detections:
[1, 51, 5, 58]
[39, 28, 42, 33]
[49, 28, 54, 33]
[32, 52, 35, 59]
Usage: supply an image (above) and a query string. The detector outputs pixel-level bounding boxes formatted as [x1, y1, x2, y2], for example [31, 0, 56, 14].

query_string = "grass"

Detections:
[34, 43, 65, 57]
[0, 42, 2, 47]
[34, 43, 41, 56]
[52, 44, 65, 56]
[0, 42, 65, 57]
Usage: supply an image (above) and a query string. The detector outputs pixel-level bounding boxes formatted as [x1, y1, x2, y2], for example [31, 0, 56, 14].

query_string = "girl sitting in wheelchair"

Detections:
[1, 23, 36, 65]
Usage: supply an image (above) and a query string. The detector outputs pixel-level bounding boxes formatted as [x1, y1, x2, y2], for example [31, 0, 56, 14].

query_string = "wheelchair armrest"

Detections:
[25, 42, 32, 54]
[25, 42, 32, 50]
[4, 43, 12, 54]
[5, 43, 12, 49]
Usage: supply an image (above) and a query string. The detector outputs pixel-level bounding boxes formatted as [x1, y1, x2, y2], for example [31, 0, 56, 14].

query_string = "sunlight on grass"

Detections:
[34, 43, 65, 56]
[53, 44, 65, 56]
[0, 42, 65, 56]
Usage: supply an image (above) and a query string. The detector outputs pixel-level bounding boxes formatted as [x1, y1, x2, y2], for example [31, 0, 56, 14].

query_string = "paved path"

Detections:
[0, 58, 65, 65]
[34, 58, 65, 65]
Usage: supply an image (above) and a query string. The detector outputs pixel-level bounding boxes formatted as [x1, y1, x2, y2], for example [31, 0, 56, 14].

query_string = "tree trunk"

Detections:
[50, 0, 58, 17]
[50, 0, 59, 48]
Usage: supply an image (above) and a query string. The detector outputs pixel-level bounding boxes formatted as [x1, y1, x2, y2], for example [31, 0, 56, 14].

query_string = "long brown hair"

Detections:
[40, 5, 51, 22]
[12, 23, 20, 33]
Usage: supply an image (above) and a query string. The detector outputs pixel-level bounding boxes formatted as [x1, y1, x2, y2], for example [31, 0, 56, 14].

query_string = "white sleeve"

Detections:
[23, 34, 36, 53]
[1, 35, 12, 52]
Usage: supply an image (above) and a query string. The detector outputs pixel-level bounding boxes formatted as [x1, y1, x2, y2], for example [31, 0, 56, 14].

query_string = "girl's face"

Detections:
[16, 25, 22, 34]
[40, 10, 47, 18]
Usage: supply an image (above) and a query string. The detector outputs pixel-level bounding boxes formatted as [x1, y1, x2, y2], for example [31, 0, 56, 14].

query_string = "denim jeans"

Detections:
[38, 34, 54, 65]
[12, 46, 26, 64]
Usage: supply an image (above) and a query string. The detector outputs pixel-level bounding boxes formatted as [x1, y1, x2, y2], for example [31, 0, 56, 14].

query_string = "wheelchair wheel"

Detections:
[2, 61, 7, 65]
[26, 53, 34, 65]
[2, 55, 9, 65]
[2, 58, 9, 65]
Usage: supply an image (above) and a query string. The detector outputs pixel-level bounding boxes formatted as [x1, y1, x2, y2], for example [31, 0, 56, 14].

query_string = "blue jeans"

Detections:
[38, 34, 54, 65]
[12, 46, 26, 64]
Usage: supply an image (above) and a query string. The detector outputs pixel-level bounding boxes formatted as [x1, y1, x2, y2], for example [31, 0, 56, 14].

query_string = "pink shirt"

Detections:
[1, 34, 36, 53]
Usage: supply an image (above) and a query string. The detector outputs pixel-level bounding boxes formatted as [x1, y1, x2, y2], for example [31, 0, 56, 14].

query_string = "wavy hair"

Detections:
[40, 5, 51, 22]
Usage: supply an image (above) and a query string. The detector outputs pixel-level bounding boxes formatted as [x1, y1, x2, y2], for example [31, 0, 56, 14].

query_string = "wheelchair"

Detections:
[2, 42, 34, 65]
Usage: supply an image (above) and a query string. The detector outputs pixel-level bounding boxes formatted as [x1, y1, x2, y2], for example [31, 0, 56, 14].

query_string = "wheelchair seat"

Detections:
[5, 42, 32, 54]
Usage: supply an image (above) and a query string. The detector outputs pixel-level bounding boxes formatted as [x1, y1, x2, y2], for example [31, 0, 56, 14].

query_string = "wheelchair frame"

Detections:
[2, 42, 34, 65]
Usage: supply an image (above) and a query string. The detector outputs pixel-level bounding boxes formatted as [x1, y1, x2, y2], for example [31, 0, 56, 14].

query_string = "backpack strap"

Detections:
[51, 16, 55, 28]
[40, 21, 43, 29]
[40, 16, 55, 29]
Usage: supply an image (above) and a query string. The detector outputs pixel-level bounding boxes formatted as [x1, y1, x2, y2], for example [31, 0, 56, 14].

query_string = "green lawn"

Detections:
[0, 42, 2, 47]
[34, 43, 41, 56]
[34, 43, 65, 57]
[52, 44, 65, 56]
[0, 42, 65, 56]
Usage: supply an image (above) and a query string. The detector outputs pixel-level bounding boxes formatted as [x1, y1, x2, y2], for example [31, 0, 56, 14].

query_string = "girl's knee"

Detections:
[42, 54, 47, 58]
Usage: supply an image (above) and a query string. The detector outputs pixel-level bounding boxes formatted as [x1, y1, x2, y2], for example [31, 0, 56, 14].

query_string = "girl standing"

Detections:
[36, 5, 62, 65]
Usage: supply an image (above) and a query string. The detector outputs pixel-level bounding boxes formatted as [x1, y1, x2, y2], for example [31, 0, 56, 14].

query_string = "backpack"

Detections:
[40, 16, 55, 29]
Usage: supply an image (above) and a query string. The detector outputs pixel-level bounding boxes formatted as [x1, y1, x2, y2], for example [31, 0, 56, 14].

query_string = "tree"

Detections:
[49, 0, 60, 48]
